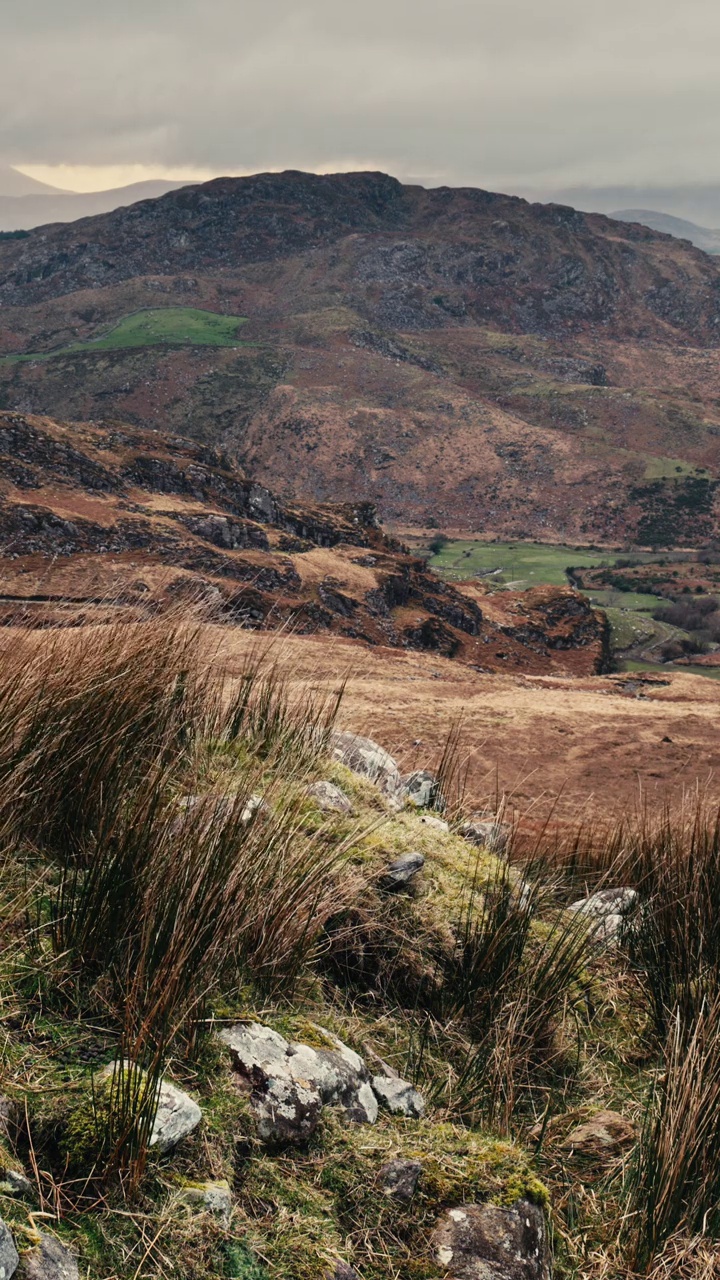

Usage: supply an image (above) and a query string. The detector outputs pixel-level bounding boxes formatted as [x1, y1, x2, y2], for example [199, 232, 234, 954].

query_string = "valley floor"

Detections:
[210, 628, 720, 822]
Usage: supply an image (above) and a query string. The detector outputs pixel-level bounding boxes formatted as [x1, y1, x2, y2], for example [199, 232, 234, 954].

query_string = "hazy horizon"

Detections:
[4, 0, 720, 201]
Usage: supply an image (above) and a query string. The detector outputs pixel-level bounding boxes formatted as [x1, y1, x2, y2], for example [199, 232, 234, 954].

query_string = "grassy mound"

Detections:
[2, 307, 248, 362]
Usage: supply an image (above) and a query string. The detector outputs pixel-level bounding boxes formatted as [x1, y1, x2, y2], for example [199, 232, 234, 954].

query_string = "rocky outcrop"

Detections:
[330, 732, 403, 806]
[220, 1022, 424, 1142]
[433, 1200, 551, 1280]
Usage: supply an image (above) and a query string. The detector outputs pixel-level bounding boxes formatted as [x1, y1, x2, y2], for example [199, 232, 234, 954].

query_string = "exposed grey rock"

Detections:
[176, 1179, 233, 1225]
[307, 781, 354, 814]
[382, 851, 425, 889]
[221, 1022, 379, 1143]
[16, 1234, 77, 1280]
[0, 1169, 33, 1199]
[330, 731, 403, 807]
[402, 770, 442, 809]
[372, 1074, 425, 1118]
[419, 813, 449, 832]
[433, 1200, 551, 1280]
[151, 1079, 203, 1153]
[378, 1157, 423, 1201]
[0, 1218, 18, 1280]
[568, 887, 638, 946]
[460, 818, 511, 854]
[97, 1063, 201, 1153]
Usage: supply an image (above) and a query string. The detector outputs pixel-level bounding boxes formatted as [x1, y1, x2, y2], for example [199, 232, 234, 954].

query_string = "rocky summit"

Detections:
[1, 170, 720, 542]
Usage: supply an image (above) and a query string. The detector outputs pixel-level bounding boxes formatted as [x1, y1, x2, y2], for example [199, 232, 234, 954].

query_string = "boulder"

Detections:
[0, 1218, 18, 1280]
[567, 888, 638, 946]
[330, 732, 403, 807]
[307, 781, 354, 814]
[402, 770, 442, 809]
[381, 852, 425, 889]
[433, 1200, 551, 1280]
[97, 1064, 201, 1153]
[378, 1158, 423, 1201]
[16, 1235, 77, 1280]
[326, 1265, 359, 1280]
[176, 1179, 233, 1225]
[460, 819, 511, 854]
[561, 1110, 636, 1160]
[221, 1022, 379, 1143]
[371, 1074, 425, 1118]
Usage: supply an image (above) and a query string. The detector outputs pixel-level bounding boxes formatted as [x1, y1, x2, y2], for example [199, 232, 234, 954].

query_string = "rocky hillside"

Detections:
[0, 410, 609, 675]
[1, 172, 720, 542]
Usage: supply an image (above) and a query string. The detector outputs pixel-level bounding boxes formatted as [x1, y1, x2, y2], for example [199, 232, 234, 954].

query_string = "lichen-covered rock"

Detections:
[567, 888, 638, 946]
[378, 1158, 423, 1201]
[460, 818, 511, 854]
[382, 851, 425, 889]
[402, 770, 442, 809]
[0, 1218, 18, 1280]
[330, 732, 403, 807]
[561, 1110, 636, 1160]
[372, 1074, 425, 1118]
[307, 781, 354, 814]
[151, 1079, 203, 1153]
[0, 1170, 33, 1199]
[97, 1063, 201, 1153]
[16, 1234, 77, 1280]
[176, 1179, 233, 1224]
[221, 1022, 379, 1143]
[433, 1200, 551, 1279]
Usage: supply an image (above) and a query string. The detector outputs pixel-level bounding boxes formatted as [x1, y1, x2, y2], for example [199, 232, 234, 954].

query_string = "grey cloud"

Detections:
[2, 0, 720, 188]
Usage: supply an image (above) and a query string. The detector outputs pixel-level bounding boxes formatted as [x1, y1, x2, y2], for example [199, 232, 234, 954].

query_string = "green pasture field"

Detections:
[428, 539, 621, 587]
[0, 307, 248, 362]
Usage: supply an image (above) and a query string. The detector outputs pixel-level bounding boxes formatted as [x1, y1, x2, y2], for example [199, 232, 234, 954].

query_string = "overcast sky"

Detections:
[3, 0, 720, 193]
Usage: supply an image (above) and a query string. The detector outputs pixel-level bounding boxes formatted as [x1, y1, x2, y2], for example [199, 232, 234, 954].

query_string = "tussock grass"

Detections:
[0, 622, 351, 1185]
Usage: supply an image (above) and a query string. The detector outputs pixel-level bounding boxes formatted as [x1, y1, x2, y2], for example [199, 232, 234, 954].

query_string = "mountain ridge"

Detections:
[1, 170, 720, 543]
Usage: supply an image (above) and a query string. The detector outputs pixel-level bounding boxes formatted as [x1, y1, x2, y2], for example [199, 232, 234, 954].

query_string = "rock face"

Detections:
[567, 887, 638, 946]
[561, 1110, 636, 1160]
[382, 851, 425, 889]
[433, 1201, 551, 1280]
[460, 819, 511, 855]
[378, 1158, 423, 1201]
[221, 1022, 424, 1141]
[0, 1218, 18, 1280]
[16, 1235, 77, 1280]
[306, 781, 354, 814]
[330, 732, 403, 806]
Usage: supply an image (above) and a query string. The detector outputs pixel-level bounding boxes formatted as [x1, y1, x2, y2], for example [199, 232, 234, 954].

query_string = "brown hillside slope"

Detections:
[1, 172, 720, 541]
[0, 411, 608, 676]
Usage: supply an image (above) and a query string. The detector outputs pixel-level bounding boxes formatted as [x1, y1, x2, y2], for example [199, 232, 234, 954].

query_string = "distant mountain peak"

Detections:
[0, 164, 67, 197]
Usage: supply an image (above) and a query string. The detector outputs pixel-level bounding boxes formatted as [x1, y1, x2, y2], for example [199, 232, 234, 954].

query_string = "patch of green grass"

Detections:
[643, 456, 709, 481]
[585, 589, 668, 612]
[1, 308, 248, 362]
[427, 540, 616, 587]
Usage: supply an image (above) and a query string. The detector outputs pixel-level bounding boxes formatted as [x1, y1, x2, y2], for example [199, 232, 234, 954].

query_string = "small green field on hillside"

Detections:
[1, 308, 248, 362]
[428, 539, 626, 587]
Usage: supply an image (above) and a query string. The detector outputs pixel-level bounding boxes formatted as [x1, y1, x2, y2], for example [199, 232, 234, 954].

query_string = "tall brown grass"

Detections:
[0, 622, 350, 1184]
